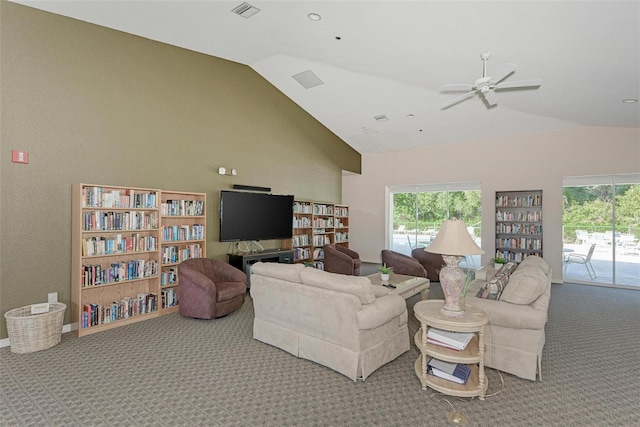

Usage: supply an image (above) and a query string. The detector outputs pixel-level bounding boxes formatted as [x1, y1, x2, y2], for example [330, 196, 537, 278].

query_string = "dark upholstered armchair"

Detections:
[381, 249, 429, 278]
[411, 248, 445, 282]
[323, 244, 361, 276]
[178, 258, 247, 319]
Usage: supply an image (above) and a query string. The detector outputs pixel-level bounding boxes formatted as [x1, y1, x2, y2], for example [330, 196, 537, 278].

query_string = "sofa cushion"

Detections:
[300, 268, 376, 304]
[371, 285, 391, 298]
[518, 256, 550, 275]
[500, 265, 547, 305]
[251, 262, 305, 283]
[476, 275, 508, 300]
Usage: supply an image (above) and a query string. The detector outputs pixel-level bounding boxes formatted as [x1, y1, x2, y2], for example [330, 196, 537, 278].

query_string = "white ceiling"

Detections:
[13, 0, 640, 154]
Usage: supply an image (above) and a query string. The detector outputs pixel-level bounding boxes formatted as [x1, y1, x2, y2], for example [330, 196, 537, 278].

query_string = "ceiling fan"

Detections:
[441, 51, 542, 109]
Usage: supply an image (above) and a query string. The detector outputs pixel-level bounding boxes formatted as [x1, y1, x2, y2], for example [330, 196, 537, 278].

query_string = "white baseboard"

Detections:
[0, 324, 72, 349]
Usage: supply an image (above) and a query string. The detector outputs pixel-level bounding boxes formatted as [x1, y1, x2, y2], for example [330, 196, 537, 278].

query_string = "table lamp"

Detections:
[425, 218, 485, 317]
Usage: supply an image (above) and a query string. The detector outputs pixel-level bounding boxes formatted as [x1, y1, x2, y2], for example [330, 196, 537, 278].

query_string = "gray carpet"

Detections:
[1, 282, 639, 426]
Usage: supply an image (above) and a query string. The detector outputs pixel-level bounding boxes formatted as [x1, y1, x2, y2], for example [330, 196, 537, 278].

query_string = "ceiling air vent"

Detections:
[373, 114, 389, 122]
[231, 2, 261, 18]
[292, 70, 324, 89]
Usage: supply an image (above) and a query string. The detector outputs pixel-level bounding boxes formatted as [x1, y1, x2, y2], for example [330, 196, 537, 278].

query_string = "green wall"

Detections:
[0, 2, 361, 338]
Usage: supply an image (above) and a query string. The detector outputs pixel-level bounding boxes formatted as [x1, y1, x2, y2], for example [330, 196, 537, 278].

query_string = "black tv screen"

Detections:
[219, 191, 294, 242]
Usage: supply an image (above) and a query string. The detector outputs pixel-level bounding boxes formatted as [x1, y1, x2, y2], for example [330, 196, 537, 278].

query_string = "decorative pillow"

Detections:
[250, 262, 304, 283]
[476, 275, 508, 300]
[518, 256, 550, 275]
[500, 266, 547, 305]
[300, 268, 376, 304]
[371, 285, 390, 298]
[496, 262, 518, 278]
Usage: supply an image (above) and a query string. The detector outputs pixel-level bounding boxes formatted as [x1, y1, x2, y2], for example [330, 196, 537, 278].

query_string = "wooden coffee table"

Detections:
[367, 273, 430, 300]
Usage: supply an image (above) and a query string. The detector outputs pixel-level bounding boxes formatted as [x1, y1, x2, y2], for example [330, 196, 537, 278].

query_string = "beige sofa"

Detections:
[250, 262, 410, 381]
[466, 256, 552, 381]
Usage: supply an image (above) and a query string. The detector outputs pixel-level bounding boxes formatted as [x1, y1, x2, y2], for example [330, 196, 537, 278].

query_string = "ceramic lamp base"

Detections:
[439, 255, 465, 317]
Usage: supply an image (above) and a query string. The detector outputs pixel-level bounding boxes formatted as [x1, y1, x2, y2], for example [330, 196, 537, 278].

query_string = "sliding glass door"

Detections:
[563, 174, 640, 288]
[388, 182, 481, 269]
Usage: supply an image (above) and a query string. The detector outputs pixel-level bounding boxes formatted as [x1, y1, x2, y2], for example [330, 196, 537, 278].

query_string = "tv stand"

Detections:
[228, 249, 293, 289]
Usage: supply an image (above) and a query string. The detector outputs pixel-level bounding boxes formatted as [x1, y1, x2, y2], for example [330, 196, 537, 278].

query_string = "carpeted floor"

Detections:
[1, 281, 639, 426]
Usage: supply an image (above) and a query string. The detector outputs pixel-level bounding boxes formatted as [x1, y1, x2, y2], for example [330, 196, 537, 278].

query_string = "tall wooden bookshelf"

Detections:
[283, 201, 349, 269]
[71, 184, 206, 336]
[72, 184, 162, 336]
[159, 190, 206, 314]
[495, 190, 543, 262]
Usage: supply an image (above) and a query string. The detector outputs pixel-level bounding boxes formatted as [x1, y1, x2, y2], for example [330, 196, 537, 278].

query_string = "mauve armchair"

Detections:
[381, 249, 429, 278]
[411, 248, 445, 282]
[323, 244, 361, 276]
[178, 258, 247, 319]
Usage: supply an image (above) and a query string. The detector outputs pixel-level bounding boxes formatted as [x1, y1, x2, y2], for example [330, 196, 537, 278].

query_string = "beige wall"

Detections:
[343, 127, 640, 283]
[0, 2, 360, 338]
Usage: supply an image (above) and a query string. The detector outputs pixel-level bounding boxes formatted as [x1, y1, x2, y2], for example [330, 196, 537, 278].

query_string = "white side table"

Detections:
[413, 300, 489, 400]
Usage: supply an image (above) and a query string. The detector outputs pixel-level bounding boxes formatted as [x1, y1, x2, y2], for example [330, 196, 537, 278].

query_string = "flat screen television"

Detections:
[219, 191, 294, 242]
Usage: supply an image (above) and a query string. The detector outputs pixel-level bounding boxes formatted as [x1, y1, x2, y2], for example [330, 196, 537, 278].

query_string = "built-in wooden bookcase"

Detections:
[72, 184, 206, 336]
[495, 190, 543, 262]
[159, 190, 206, 314]
[283, 201, 349, 270]
[71, 184, 162, 337]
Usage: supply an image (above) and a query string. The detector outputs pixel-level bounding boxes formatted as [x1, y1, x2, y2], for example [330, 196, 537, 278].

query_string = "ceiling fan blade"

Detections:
[495, 79, 543, 89]
[482, 89, 498, 106]
[442, 84, 474, 92]
[441, 90, 478, 109]
[489, 63, 517, 84]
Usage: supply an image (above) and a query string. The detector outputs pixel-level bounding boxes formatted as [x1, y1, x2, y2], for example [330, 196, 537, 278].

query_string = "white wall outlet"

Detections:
[48, 292, 58, 303]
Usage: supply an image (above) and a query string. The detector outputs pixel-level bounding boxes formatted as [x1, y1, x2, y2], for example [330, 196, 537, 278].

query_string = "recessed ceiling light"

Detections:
[622, 98, 638, 103]
[407, 114, 415, 119]
[308, 13, 321, 21]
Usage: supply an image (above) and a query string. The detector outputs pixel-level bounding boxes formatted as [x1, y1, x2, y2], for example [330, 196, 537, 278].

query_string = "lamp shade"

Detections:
[425, 219, 485, 256]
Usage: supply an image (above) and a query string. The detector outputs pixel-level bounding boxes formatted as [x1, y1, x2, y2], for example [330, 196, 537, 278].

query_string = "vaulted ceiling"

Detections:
[13, 1, 640, 154]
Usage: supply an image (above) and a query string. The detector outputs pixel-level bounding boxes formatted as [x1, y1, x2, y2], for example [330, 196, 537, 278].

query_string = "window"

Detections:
[388, 182, 481, 269]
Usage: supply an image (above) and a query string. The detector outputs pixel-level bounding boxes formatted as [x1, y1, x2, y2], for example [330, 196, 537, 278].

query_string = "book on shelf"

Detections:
[427, 358, 471, 385]
[427, 328, 473, 351]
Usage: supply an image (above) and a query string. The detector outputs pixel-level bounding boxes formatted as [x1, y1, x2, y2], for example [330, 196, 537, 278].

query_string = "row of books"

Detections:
[82, 260, 158, 287]
[313, 218, 334, 227]
[335, 232, 349, 243]
[495, 251, 539, 263]
[496, 237, 542, 250]
[293, 216, 311, 228]
[291, 234, 311, 248]
[82, 187, 158, 209]
[293, 247, 311, 261]
[160, 199, 204, 216]
[427, 358, 471, 385]
[161, 288, 178, 308]
[81, 293, 158, 328]
[160, 244, 203, 264]
[83, 211, 159, 231]
[293, 202, 313, 214]
[496, 223, 542, 235]
[313, 235, 331, 246]
[160, 268, 177, 286]
[496, 194, 541, 208]
[82, 234, 157, 257]
[496, 210, 542, 222]
[161, 224, 204, 242]
[335, 207, 349, 217]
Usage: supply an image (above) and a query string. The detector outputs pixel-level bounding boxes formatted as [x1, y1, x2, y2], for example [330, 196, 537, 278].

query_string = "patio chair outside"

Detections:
[575, 229, 590, 245]
[564, 243, 597, 279]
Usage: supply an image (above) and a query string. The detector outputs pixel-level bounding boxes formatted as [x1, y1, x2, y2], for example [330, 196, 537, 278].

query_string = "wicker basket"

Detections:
[4, 303, 66, 353]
